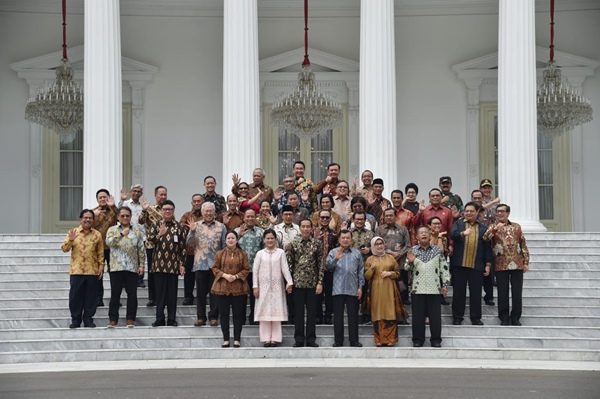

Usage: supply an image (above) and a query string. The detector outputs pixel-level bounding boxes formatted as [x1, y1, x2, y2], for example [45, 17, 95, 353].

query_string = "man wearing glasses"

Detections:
[313, 209, 338, 324]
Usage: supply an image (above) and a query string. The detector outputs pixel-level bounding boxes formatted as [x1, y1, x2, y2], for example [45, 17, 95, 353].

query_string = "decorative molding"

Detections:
[260, 47, 359, 73]
[1, 0, 598, 17]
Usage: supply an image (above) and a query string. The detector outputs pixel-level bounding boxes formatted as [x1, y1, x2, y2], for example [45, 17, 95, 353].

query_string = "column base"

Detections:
[514, 219, 547, 233]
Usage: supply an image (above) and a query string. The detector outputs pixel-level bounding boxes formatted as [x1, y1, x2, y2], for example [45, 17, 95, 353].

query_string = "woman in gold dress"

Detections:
[364, 236, 408, 346]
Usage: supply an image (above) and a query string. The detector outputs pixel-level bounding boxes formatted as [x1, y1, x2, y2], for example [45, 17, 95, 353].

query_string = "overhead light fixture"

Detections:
[25, 0, 83, 143]
[270, 0, 343, 141]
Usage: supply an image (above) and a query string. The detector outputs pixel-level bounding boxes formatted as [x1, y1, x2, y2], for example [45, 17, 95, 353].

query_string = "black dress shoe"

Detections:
[167, 320, 178, 327]
[293, 342, 305, 348]
[485, 299, 495, 306]
[306, 342, 319, 347]
[221, 342, 230, 348]
[182, 298, 194, 306]
[350, 341, 363, 348]
[452, 318, 462, 325]
[404, 299, 412, 305]
[84, 322, 96, 328]
[398, 320, 409, 325]
[323, 316, 333, 325]
[69, 323, 80, 329]
[151, 320, 166, 327]
[332, 342, 343, 347]
[146, 300, 156, 307]
[431, 342, 442, 348]
[511, 320, 522, 326]
[472, 319, 484, 326]
[500, 320, 510, 326]
[316, 318, 324, 325]
[413, 342, 423, 347]
[441, 299, 451, 306]
[96, 301, 104, 307]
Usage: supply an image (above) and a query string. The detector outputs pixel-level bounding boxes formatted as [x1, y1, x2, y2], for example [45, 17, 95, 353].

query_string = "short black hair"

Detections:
[327, 163, 340, 170]
[293, 160, 305, 169]
[405, 183, 419, 195]
[351, 196, 367, 208]
[471, 189, 483, 198]
[384, 207, 396, 216]
[154, 185, 167, 195]
[497, 203, 511, 213]
[299, 218, 313, 227]
[429, 188, 442, 196]
[163, 199, 175, 209]
[79, 209, 95, 219]
[320, 194, 334, 206]
[391, 189, 404, 198]
[263, 228, 277, 239]
[96, 189, 109, 198]
[118, 206, 132, 215]
[464, 201, 479, 211]
[427, 216, 442, 225]
[203, 176, 216, 183]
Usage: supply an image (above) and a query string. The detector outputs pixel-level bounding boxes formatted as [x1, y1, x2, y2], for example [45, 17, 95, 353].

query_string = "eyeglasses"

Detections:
[320, 216, 331, 220]
[119, 214, 131, 218]
[496, 210, 508, 213]
[162, 208, 174, 212]
[239, 187, 249, 190]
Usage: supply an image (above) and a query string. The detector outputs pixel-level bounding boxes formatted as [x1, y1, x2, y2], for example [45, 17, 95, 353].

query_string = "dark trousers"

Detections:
[412, 294, 442, 345]
[483, 267, 494, 301]
[154, 272, 178, 324]
[184, 255, 196, 300]
[69, 275, 98, 326]
[108, 271, 138, 322]
[451, 267, 483, 322]
[147, 249, 156, 301]
[247, 272, 255, 323]
[293, 288, 318, 344]
[496, 270, 524, 323]
[98, 249, 110, 303]
[316, 271, 334, 320]
[195, 270, 218, 321]
[333, 295, 359, 344]
[400, 270, 410, 302]
[216, 294, 247, 341]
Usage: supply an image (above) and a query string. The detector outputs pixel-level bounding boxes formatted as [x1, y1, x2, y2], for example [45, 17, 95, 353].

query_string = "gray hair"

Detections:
[253, 168, 265, 177]
[201, 202, 216, 212]
[130, 184, 143, 191]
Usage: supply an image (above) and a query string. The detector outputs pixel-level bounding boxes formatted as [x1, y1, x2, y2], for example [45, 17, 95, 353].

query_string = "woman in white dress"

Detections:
[253, 229, 294, 347]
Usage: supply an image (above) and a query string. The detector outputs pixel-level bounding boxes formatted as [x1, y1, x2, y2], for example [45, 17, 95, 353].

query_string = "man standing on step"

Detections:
[449, 202, 493, 326]
[119, 184, 146, 288]
[483, 204, 529, 326]
[147, 200, 187, 327]
[62, 209, 104, 328]
[91, 189, 119, 307]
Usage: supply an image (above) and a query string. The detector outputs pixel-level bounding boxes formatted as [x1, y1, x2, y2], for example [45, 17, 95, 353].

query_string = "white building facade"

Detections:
[1, 0, 599, 233]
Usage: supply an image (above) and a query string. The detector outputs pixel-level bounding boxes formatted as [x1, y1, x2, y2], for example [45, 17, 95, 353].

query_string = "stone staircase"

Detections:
[0, 233, 599, 364]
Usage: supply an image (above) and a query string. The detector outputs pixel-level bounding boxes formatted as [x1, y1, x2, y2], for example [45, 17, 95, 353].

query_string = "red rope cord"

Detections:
[302, 0, 310, 66]
[62, 0, 67, 59]
[549, 0, 554, 61]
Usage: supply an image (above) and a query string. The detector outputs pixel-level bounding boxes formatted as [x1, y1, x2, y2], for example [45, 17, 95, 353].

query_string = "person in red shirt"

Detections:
[413, 188, 454, 255]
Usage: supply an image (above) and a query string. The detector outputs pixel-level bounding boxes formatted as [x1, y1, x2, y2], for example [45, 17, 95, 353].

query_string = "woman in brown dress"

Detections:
[212, 231, 250, 348]
[364, 236, 408, 346]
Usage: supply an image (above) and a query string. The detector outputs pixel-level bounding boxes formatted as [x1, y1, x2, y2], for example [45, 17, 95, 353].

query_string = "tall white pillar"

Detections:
[222, 0, 260, 192]
[83, 0, 123, 207]
[498, 0, 546, 231]
[359, 0, 398, 190]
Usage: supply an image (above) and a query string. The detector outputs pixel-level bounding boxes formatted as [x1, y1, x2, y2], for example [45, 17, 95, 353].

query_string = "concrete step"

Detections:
[0, 256, 71, 265]
[1, 346, 597, 364]
[527, 240, 600, 248]
[0, 235, 64, 242]
[3, 333, 599, 352]
[2, 325, 596, 341]
[1, 314, 598, 329]
[1, 304, 597, 319]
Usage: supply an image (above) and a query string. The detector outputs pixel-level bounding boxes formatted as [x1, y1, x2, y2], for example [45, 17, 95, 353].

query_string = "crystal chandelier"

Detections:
[536, 0, 593, 139]
[24, 0, 83, 143]
[270, 0, 343, 140]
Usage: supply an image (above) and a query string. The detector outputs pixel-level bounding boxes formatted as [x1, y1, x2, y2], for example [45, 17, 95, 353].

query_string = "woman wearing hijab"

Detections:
[364, 236, 408, 346]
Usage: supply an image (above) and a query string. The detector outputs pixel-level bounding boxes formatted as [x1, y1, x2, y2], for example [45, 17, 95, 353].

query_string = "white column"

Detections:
[83, 0, 122, 207]
[497, 0, 546, 231]
[359, 0, 397, 191]
[222, 0, 260, 192]
[465, 78, 483, 191]
[348, 81, 360, 179]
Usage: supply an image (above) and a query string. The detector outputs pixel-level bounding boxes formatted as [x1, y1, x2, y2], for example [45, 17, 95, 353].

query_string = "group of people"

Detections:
[62, 162, 530, 348]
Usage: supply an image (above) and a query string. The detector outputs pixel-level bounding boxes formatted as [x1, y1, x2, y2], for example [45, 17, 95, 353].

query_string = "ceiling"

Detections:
[1, 0, 599, 18]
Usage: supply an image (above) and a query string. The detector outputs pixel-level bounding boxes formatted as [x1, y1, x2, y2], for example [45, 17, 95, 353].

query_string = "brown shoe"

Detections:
[126, 320, 135, 328]
[194, 319, 206, 327]
[107, 321, 117, 328]
[209, 319, 219, 327]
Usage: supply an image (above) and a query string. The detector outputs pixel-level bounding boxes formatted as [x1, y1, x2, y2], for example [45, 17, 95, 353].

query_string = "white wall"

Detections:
[0, 9, 598, 233]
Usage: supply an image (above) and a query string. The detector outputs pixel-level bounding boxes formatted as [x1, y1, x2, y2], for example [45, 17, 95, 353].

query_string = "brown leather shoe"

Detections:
[209, 319, 219, 327]
[107, 321, 117, 328]
[194, 319, 206, 327]
[126, 320, 135, 328]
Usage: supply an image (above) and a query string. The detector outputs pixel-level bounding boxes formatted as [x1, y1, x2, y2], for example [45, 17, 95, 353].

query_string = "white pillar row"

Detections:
[359, 0, 398, 190]
[83, 0, 123, 207]
[497, 0, 546, 231]
[464, 78, 484, 191]
[347, 81, 360, 179]
[222, 0, 260, 192]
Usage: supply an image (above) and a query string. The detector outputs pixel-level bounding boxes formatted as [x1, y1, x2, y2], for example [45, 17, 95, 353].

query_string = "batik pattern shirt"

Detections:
[187, 219, 227, 272]
[105, 225, 146, 273]
[366, 196, 391, 224]
[375, 223, 411, 261]
[180, 210, 203, 255]
[147, 220, 187, 274]
[286, 237, 324, 288]
[312, 226, 338, 265]
[483, 220, 530, 272]
[91, 205, 118, 250]
[61, 227, 104, 275]
[326, 247, 365, 296]
[138, 204, 163, 249]
[118, 199, 145, 236]
[404, 244, 450, 295]
[274, 222, 300, 250]
[202, 192, 226, 217]
[236, 225, 264, 271]
[351, 228, 374, 261]
[295, 178, 318, 212]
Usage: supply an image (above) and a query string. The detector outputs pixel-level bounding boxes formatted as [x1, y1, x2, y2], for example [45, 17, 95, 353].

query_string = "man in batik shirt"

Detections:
[313, 209, 338, 324]
[236, 208, 264, 324]
[179, 193, 204, 305]
[202, 176, 226, 217]
[366, 178, 392, 224]
[483, 203, 529, 326]
[91, 188, 118, 306]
